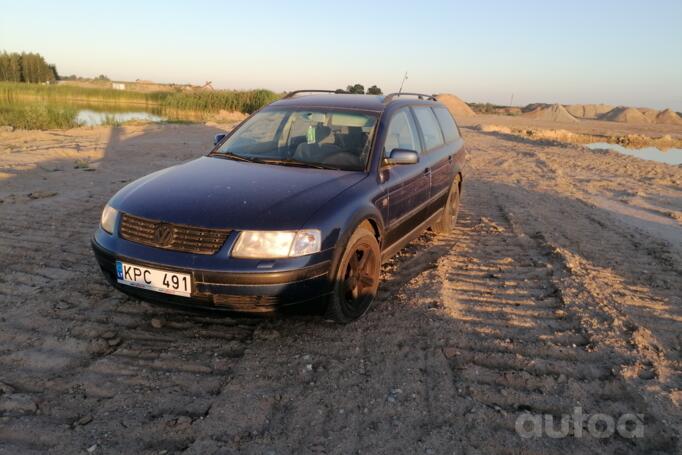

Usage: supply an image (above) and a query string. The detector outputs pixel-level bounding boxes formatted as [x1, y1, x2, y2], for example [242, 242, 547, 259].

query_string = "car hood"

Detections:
[110, 156, 366, 230]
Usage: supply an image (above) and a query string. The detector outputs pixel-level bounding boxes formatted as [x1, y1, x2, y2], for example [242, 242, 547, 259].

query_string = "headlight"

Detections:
[232, 229, 321, 258]
[100, 204, 118, 234]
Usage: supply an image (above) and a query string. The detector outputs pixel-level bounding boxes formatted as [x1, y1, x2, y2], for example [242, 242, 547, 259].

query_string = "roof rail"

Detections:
[282, 90, 340, 99]
[383, 92, 437, 103]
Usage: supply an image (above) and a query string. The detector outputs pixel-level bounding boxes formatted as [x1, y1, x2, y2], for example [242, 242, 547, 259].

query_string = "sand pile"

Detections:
[522, 103, 578, 122]
[639, 108, 660, 122]
[601, 107, 651, 124]
[565, 104, 614, 119]
[655, 109, 682, 125]
[565, 105, 682, 125]
[435, 94, 476, 118]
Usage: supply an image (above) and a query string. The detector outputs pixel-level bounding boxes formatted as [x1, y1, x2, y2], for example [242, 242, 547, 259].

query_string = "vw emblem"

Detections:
[153, 223, 174, 246]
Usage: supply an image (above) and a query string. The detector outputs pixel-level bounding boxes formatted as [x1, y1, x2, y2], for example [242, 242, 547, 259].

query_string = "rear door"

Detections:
[412, 106, 459, 215]
[381, 108, 430, 242]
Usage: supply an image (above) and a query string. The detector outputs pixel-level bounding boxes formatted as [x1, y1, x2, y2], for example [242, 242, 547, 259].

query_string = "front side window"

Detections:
[413, 107, 445, 150]
[215, 109, 377, 171]
[383, 109, 421, 156]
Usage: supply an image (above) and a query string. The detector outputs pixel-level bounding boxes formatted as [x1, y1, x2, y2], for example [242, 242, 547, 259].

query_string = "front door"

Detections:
[381, 108, 430, 246]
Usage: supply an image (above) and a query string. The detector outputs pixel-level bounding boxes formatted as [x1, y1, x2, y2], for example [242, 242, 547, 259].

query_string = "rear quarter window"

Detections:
[413, 107, 445, 150]
[433, 107, 460, 143]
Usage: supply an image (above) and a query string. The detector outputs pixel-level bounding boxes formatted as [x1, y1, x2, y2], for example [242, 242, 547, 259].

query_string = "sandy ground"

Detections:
[0, 120, 681, 454]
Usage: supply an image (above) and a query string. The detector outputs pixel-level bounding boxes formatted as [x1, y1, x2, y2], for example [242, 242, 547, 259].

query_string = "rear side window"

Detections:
[384, 109, 421, 155]
[413, 107, 444, 150]
[433, 107, 460, 143]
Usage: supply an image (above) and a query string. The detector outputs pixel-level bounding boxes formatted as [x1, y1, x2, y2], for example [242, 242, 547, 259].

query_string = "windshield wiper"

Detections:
[260, 158, 340, 170]
[211, 151, 265, 164]
[212, 153, 341, 170]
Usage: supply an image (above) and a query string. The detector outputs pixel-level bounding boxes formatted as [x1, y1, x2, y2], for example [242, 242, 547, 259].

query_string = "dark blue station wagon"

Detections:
[92, 91, 466, 322]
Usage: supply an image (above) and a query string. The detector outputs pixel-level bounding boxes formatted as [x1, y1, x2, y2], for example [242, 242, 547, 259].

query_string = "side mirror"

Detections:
[384, 148, 419, 165]
[214, 133, 226, 146]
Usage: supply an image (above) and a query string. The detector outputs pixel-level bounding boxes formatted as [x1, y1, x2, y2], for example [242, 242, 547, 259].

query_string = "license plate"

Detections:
[116, 260, 191, 297]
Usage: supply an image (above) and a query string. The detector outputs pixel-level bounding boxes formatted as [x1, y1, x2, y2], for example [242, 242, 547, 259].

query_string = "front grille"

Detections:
[212, 294, 280, 308]
[119, 213, 231, 255]
[212, 294, 280, 313]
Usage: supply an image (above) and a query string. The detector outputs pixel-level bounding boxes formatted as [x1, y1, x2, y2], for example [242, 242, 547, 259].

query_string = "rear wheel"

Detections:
[325, 226, 380, 323]
[432, 178, 461, 235]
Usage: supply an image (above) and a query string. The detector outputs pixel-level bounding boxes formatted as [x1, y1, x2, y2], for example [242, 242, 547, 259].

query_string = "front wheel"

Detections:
[432, 178, 461, 235]
[325, 226, 381, 323]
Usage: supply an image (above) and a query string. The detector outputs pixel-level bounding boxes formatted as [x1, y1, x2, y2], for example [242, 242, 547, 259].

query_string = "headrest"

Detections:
[315, 124, 332, 141]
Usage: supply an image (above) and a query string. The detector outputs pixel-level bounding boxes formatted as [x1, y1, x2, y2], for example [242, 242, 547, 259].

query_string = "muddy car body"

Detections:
[92, 91, 466, 322]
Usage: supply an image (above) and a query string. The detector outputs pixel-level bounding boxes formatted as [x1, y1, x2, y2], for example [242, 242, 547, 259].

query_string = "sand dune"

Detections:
[639, 108, 660, 122]
[565, 104, 614, 119]
[629, 108, 682, 126]
[524, 104, 680, 126]
[601, 106, 651, 124]
[522, 103, 578, 122]
[435, 93, 476, 118]
[655, 108, 682, 126]
[470, 100, 679, 127]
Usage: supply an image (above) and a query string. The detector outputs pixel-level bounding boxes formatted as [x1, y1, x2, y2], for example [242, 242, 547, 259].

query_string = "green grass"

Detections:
[0, 82, 280, 129]
[0, 81, 154, 105]
[0, 102, 78, 129]
[160, 89, 279, 114]
[0, 82, 279, 114]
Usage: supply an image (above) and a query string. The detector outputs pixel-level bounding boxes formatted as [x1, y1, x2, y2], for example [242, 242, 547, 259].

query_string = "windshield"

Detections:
[213, 109, 378, 171]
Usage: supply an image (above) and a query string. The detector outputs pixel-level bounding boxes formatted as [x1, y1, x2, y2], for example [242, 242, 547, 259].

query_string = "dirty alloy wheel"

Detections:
[325, 226, 381, 323]
[432, 178, 461, 235]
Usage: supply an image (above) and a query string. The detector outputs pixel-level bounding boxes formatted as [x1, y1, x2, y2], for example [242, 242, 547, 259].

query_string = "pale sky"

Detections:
[2, 0, 681, 110]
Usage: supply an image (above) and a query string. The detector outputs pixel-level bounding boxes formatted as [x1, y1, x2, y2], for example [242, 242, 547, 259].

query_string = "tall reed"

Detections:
[0, 102, 78, 129]
[0, 82, 279, 113]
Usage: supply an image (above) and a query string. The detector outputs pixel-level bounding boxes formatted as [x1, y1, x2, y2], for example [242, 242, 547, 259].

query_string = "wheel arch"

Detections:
[359, 217, 383, 245]
[328, 209, 384, 282]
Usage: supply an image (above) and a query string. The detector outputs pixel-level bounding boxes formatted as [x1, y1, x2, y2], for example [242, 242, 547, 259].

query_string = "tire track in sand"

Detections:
[432, 180, 678, 454]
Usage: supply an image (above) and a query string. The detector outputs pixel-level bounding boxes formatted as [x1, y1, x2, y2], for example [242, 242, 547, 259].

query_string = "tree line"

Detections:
[61, 74, 110, 81]
[0, 52, 59, 83]
[335, 84, 383, 95]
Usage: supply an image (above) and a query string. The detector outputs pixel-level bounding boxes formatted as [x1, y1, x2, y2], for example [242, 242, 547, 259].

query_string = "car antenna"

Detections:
[398, 71, 408, 94]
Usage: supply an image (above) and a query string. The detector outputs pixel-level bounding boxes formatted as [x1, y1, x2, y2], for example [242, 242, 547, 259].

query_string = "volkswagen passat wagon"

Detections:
[92, 90, 466, 323]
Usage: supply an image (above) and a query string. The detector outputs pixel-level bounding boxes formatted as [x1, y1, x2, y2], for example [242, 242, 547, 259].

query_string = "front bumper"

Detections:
[91, 238, 334, 314]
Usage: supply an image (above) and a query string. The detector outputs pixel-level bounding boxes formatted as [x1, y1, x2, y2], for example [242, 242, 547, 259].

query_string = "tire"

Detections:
[325, 226, 381, 323]
[432, 178, 461, 235]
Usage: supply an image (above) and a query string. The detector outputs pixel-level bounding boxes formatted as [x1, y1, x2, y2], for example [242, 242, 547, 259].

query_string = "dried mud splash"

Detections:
[1, 124, 680, 454]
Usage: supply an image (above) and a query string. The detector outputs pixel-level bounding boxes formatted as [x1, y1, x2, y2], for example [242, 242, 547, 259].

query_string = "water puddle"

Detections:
[76, 110, 165, 126]
[587, 143, 682, 165]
